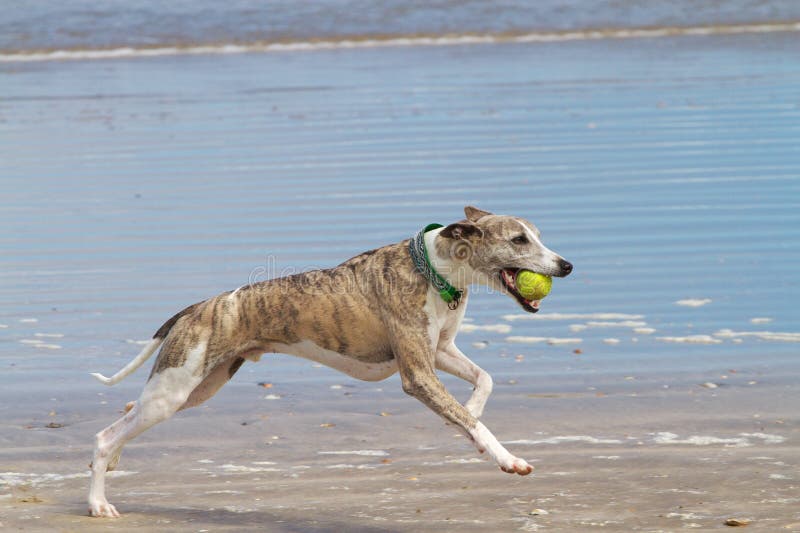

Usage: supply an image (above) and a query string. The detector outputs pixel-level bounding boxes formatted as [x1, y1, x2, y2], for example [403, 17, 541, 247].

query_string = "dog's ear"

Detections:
[440, 222, 483, 241]
[464, 206, 492, 222]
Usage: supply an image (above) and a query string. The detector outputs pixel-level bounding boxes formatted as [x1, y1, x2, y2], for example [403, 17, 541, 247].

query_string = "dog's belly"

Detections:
[269, 340, 397, 382]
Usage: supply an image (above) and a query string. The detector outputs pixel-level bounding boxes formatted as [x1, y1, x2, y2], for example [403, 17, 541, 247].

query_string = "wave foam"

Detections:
[714, 329, 800, 342]
[656, 335, 722, 344]
[503, 435, 622, 445]
[653, 432, 785, 447]
[3, 22, 799, 63]
[506, 336, 582, 345]
[459, 323, 512, 334]
[503, 312, 644, 322]
[318, 450, 389, 457]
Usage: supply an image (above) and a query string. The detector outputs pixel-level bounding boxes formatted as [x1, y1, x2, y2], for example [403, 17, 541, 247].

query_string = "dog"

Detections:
[88, 205, 572, 517]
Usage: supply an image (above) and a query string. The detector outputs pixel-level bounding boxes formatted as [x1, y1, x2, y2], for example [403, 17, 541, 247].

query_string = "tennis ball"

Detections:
[515, 270, 552, 300]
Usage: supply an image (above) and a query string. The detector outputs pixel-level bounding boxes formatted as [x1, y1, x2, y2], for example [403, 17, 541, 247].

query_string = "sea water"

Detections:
[1, 3, 798, 398]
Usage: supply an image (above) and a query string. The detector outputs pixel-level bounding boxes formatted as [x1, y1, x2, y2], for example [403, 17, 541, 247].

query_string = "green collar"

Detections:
[408, 223, 463, 309]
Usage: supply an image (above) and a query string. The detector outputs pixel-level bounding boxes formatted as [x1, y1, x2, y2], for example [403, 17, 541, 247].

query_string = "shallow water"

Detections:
[2, 33, 799, 402]
[3, 0, 800, 57]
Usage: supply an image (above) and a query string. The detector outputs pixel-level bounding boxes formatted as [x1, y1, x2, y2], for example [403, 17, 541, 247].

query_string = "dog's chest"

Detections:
[423, 289, 467, 349]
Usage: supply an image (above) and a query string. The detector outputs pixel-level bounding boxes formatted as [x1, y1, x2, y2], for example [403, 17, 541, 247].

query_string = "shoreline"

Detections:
[2, 20, 800, 63]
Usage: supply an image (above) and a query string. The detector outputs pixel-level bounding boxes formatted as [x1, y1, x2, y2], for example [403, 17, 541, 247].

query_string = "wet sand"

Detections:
[2, 377, 798, 531]
[2, 31, 800, 531]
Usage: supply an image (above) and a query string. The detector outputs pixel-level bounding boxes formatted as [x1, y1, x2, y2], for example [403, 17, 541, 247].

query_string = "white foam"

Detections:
[759, 497, 800, 504]
[125, 339, 151, 345]
[667, 512, 705, 520]
[603, 338, 621, 345]
[654, 432, 748, 447]
[221, 505, 255, 513]
[714, 329, 800, 343]
[633, 327, 656, 334]
[472, 341, 489, 349]
[675, 298, 712, 307]
[318, 450, 389, 457]
[263, 394, 282, 400]
[653, 432, 785, 447]
[19, 338, 61, 349]
[656, 335, 721, 344]
[219, 464, 281, 473]
[0, 470, 136, 487]
[506, 336, 582, 345]
[740, 433, 786, 445]
[459, 323, 512, 334]
[444, 457, 484, 464]
[5, 22, 800, 63]
[584, 321, 648, 328]
[325, 464, 379, 470]
[34, 333, 64, 338]
[503, 436, 621, 445]
[750, 317, 773, 324]
[503, 312, 644, 322]
[19, 318, 38, 323]
[422, 457, 485, 466]
[770, 473, 791, 480]
[0, 324, 8, 328]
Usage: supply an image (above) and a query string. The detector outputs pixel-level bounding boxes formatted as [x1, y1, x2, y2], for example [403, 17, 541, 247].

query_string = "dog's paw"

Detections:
[499, 457, 533, 476]
[88, 499, 120, 518]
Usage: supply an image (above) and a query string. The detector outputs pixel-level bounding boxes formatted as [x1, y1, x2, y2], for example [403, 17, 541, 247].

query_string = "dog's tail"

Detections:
[90, 338, 164, 386]
[90, 302, 201, 386]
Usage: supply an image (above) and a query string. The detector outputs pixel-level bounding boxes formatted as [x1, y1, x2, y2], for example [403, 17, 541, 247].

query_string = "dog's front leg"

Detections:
[435, 343, 493, 418]
[392, 331, 532, 476]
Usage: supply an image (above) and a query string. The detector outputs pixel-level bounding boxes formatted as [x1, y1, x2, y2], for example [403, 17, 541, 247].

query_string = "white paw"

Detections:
[89, 499, 120, 518]
[498, 456, 533, 476]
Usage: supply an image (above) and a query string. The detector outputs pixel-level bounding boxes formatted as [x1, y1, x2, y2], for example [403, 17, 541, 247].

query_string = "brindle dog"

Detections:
[88, 205, 572, 518]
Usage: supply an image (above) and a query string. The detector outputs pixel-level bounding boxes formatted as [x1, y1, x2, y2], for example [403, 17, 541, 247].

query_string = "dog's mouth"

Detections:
[499, 268, 540, 313]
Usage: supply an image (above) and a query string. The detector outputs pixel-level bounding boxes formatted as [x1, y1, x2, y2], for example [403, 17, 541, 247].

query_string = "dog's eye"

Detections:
[511, 235, 529, 245]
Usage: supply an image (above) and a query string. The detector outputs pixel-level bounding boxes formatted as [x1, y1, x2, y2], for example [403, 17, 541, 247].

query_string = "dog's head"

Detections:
[436, 206, 572, 313]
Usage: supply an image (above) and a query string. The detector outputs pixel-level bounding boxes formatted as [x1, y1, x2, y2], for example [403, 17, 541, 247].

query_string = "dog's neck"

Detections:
[424, 228, 477, 292]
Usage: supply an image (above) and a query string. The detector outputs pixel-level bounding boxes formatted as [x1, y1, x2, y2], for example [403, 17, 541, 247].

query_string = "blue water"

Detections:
[1, 31, 799, 399]
[2, 0, 800, 54]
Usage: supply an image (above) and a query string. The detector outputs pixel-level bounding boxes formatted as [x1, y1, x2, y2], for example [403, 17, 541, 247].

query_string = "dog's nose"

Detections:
[559, 259, 573, 276]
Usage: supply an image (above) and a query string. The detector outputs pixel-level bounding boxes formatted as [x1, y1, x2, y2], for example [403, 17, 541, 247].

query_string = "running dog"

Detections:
[88, 205, 572, 517]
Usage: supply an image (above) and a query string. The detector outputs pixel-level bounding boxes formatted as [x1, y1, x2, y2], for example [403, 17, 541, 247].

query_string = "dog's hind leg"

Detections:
[179, 356, 246, 411]
[88, 344, 208, 518]
[103, 354, 239, 471]
[435, 343, 493, 418]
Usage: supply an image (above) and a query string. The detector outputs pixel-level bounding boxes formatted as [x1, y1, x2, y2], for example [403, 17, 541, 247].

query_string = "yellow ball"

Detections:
[515, 270, 552, 300]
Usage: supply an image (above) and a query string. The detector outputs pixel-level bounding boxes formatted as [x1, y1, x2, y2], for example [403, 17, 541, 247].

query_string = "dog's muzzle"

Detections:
[499, 260, 572, 313]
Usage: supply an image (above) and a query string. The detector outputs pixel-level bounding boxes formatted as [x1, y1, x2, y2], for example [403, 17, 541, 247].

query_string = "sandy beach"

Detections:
[2, 375, 798, 531]
[2, 18, 800, 533]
